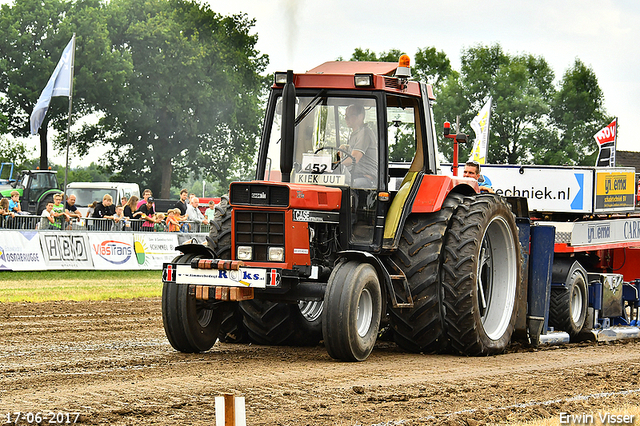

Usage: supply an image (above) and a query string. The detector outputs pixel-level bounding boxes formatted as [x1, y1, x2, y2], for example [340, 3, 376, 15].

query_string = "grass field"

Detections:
[0, 270, 162, 303]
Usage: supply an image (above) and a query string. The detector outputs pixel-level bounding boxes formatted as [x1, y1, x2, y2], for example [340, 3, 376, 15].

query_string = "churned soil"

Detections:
[1, 298, 640, 425]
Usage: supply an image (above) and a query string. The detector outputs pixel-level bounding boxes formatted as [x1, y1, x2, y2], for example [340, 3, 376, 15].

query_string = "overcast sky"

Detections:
[12, 0, 640, 166]
[213, 0, 639, 153]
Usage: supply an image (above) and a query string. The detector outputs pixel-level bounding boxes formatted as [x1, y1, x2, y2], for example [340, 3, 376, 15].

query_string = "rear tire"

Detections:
[208, 195, 232, 255]
[322, 261, 382, 362]
[388, 194, 463, 353]
[162, 253, 223, 353]
[205, 196, 251, 344]
[442, 194, 521, 355]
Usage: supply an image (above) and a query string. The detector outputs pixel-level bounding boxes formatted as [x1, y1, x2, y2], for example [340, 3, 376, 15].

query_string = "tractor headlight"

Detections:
[237, 246, 253, 261]
[268, 247, 284, 262]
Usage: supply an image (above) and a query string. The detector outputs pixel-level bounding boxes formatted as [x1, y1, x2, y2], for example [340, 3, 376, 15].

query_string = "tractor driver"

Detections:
[463, 160, 495, 193]
[338, 104, 378, 189]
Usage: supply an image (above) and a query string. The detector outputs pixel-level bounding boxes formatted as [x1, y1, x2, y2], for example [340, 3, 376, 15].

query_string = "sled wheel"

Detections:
[549, 261, 588, 339]
[322, 261, 382, 362]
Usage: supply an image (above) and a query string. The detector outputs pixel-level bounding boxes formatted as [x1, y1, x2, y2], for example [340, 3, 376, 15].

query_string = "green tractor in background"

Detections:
[0, 163, 63, 215]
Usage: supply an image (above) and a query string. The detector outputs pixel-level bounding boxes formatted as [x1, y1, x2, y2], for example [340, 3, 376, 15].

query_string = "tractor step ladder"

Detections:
[383, 258, 414, 309]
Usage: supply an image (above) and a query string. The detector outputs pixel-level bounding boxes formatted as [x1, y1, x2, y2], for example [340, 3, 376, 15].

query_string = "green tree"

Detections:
[0, 0, 129, 169]
[535, 59, 612, 166]
[91, 0, 267, 198]
[0, 136, 34, 171]
[413, 47, 455, 87]
[436, 44, 556, 164]
[0, 0, 72, 169]
[348, 48, 405, 63]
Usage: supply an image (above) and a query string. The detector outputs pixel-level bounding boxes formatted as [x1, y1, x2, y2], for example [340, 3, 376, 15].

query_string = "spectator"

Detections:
[65, 194, 82, 223]
[112, 205, 126, 231]
[137, 197, 156, 232]
[463, 160, 495, 193]
[39, 202, 55, 230]
[185, 196, 208, 232]
[51, 193, 68, 229]
[0, 198, 15, 227]
[121, 196, 128, 207]
[124, 195, 141, 231]
[137, 189, 153, 209]
[154, 213, 167, 232]
[166, 209, 182, 232]
[204, 200, 216, 223]
[174, 189, 189, 216]
[92, 194, 116, 231]
[86, 201, 98, 218]
[9, 190, 28, 215]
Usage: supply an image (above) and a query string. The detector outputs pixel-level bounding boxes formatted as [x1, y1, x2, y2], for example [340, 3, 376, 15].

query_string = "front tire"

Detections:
[162, 253, 223, 352]
[442, 195, 521, 355]
[322, 261, 382, 362]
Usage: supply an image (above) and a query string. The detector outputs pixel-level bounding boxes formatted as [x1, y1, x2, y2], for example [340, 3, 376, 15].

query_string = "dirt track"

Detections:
[2, 298, 640, 425]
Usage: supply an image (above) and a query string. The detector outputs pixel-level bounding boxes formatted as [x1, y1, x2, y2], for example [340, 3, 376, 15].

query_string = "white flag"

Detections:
[469, 97, 492, 164]
[30, 35, 75, 135]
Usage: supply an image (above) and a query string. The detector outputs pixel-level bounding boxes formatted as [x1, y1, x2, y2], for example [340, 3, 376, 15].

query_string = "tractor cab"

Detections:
[10, 170, 60, 214]
[256, 57, 441, 252]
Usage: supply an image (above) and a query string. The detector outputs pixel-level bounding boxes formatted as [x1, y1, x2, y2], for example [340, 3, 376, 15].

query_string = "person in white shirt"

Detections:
[185, 197, 208, 232]
[39, 202, 55, 230]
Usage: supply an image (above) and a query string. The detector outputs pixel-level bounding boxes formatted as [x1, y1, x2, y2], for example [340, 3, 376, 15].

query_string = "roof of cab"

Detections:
[306, 61, 398, 76]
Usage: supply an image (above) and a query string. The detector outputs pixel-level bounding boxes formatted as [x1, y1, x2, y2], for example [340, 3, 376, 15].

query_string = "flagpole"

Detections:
[63, 34, 76, 201]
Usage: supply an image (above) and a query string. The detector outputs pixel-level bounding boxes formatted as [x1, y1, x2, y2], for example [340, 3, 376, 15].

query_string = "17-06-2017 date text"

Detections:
[4, 412, 80, 424]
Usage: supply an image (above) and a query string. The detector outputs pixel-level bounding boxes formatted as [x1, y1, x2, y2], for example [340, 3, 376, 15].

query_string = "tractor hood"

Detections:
[228, 181, 342, 211]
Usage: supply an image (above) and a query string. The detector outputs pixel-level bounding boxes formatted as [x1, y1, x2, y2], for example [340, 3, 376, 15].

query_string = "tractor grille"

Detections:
[235, 211, 285, 261]
[230, 183, 289, 207]
[384, 77, 400, 90]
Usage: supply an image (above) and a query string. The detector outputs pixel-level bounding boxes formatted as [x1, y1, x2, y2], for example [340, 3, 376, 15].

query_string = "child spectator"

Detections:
[9, 190, 28, 215]
[86, 201, 98, 217]
[154, 213, 167, 232]
[0, 198, 15, 227]
[204, 200, 216, 223]
[39, 202, 55, 230]
[111, 205, 126, 231]
[51, 193, 68, 229]
[166, 208, 182, 232]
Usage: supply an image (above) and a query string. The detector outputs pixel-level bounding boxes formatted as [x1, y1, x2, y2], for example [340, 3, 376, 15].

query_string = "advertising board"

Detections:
[444, 164, 595, 213]
[594, 168, 635, 212]
[0, 231, 47, 271]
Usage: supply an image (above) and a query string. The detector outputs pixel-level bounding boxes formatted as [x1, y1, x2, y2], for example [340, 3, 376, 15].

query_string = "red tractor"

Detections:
[161, 57, 524, 361]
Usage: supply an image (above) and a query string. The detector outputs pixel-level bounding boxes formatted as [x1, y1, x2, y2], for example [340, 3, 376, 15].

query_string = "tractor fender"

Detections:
[38, 188, 62, 203]
[383, 173, 476, 250]
[410, 174, 476, 214]
[335, 250, 391, 311]
[173, 242, 217, 260]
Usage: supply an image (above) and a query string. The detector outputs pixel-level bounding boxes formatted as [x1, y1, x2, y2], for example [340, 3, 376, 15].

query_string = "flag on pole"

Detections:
[469, 97, 492, 164]
[594, 118, 617, 167]
[30, 35, 75, 135]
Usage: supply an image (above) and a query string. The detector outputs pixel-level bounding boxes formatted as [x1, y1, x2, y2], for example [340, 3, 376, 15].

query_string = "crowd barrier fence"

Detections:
[0, 228, 208, 271]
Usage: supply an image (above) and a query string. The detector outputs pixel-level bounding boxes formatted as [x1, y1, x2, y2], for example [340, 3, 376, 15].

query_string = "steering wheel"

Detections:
[314, 146, 355, 170]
